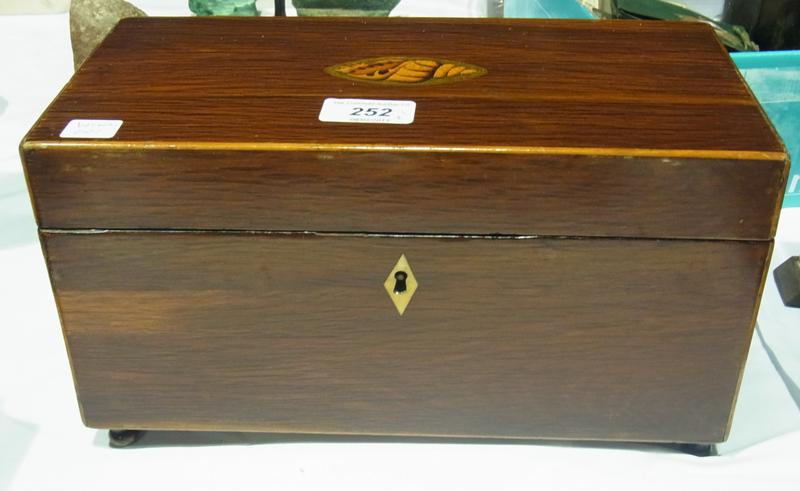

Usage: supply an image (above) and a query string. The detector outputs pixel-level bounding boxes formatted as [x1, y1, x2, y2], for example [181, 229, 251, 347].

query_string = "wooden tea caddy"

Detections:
[21, 17, 789, 450]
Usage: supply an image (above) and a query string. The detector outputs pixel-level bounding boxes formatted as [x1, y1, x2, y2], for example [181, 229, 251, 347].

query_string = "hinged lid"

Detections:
[22, 17, 788, 239]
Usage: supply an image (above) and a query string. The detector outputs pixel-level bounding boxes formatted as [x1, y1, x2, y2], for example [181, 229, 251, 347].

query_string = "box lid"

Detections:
[22, 17, 788, 239]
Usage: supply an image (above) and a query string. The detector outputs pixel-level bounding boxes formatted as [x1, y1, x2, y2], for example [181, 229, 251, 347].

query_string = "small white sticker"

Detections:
[60, 119, 123, 139]
[319, 98, 416, 125]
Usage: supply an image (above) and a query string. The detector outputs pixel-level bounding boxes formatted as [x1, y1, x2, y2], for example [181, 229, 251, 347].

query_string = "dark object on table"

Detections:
[291, 0, 401, 16]
[598, 0, 758, 51]
[724, 0, 800, 50]
[774, 256, 800, 308]
[20, 18, 787, 447]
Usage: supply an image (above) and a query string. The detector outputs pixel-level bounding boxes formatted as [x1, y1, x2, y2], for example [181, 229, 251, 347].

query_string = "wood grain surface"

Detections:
[23, 17, 783, 154]
[23, 148, 787, 240]
[20, 17, 789, 240]
[43, 231, 769, 443]
[25, 18, 783, 443]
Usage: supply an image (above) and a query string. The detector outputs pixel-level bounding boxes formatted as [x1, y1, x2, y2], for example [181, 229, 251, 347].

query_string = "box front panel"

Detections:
[23, 149, 788, 240]
[43, 232, 768, 443]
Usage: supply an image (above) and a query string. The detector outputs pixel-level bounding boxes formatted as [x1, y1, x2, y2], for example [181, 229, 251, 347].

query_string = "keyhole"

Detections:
[393, 271, 408, 294]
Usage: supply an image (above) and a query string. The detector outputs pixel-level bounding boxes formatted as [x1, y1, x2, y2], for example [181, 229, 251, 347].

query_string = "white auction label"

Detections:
[319, 98, 416, 125]
[60, 119, 123, 139]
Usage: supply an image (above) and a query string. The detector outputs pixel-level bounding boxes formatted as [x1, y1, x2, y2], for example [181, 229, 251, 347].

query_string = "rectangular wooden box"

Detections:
[21, 17, 789, 444]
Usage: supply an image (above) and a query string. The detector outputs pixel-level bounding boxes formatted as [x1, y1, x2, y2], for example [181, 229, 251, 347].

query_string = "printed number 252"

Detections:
[350, 107, 392, 117]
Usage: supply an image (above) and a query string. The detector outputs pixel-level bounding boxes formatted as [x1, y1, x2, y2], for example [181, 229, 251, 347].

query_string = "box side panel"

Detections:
[42, 232, 769, 443]
[23, 149, 787, 240]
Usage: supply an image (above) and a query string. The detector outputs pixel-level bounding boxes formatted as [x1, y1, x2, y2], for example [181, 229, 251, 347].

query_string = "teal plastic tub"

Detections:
[733, 51, 800, 208]
[503, 0, 593, 19]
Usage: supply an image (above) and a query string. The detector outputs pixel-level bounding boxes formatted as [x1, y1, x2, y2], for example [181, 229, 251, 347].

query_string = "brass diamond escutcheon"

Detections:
[383, 254, 418, 316]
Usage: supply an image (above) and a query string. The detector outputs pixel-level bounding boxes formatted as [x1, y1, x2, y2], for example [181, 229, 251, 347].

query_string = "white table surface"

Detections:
[1, 3, 799, 490]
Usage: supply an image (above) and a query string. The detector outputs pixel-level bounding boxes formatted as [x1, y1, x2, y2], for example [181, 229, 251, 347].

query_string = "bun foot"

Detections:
[109, 429, 145, 448]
